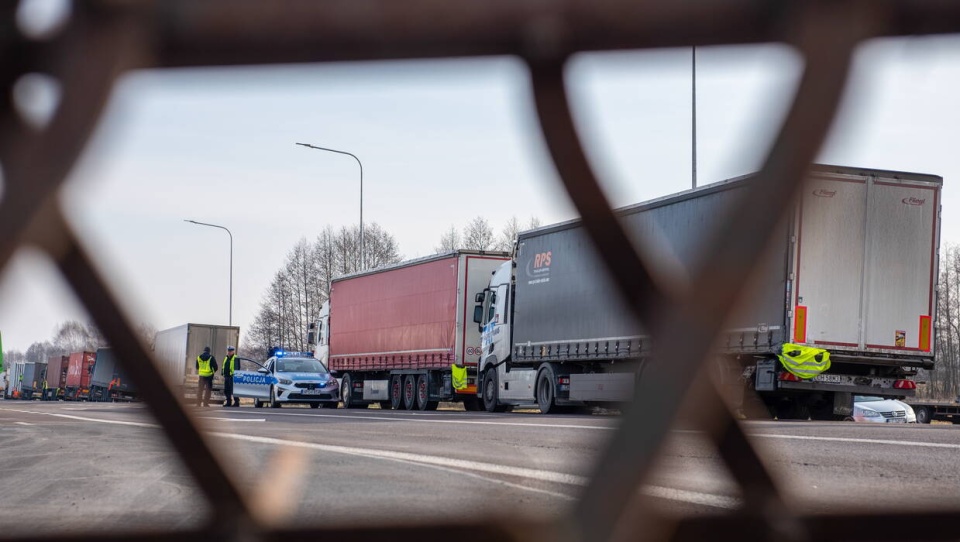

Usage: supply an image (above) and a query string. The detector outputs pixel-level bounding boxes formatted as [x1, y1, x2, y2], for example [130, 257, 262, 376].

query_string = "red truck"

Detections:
[45, 355, 69, 400]
[65, 351, 96, 400]
[314, 250, 510, 410]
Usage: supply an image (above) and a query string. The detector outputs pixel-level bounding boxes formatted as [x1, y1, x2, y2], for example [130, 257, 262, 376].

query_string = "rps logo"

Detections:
[902, 197, 926, 206]
[534, 251, 552, 269]
[812, 189, 836, 198]
[525, 250, 553, 285]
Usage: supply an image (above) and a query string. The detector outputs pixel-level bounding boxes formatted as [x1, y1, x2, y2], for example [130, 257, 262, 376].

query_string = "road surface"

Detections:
[1, 401, 958, 536]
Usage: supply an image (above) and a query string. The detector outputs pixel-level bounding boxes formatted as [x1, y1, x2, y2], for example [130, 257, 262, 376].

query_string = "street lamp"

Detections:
[184, 219, 233, 326]
[295, 142, 365, 270]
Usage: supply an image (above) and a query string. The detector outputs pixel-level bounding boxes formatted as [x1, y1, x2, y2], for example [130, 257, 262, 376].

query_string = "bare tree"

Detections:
[136, 322, 158, 351]
[247, 223, 402, 357]
[435, 225, 461, 253]
[462, 216, 495, 251]
[528, 216, 542, 230]
[25, 341, 57, 363]
[495, 216, 521, 252]
[52, 320, 105, 354]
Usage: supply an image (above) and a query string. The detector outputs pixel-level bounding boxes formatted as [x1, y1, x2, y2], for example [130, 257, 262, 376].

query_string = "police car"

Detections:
[233, 351, 339, 408]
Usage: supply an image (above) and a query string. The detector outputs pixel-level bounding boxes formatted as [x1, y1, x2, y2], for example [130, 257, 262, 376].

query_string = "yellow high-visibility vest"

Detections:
[777, 343, 830, 379]
[451, 364, 468, 390]
[223, 355, 237, 377]
[197, 356, 214, 377]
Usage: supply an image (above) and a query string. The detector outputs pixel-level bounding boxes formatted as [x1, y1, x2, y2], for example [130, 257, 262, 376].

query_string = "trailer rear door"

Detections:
[794, 171, 940, 355]
[862, 179, 938, 352]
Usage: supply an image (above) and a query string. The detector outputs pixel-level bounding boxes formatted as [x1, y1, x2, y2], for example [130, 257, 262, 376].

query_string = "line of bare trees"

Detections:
[435, 215, 541, 253]
[244, 223, 401, 358]
[3, 321, 108, 365]
[926, 244, 960, 400]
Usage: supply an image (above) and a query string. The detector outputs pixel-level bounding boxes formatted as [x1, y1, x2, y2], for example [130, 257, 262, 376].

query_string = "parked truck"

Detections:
[314, 251, 510, 409]
[473, 165, 941, 418]
[6, 360, 24, 398]
[88, 347, 138, 402]
[153, 323, 239, 400]
[44, 355, 69, 400]
[19, 362, 47, 400]
[65, 351, 96, 400]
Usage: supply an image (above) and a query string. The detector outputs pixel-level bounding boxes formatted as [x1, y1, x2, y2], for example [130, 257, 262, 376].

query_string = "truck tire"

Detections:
[342, 374, 358, 409]
[482, 370, 508, 413]
[415, 374, 439, 411]
[914, 405, 932, 424]
[403, 375, 418, 410]
[536, 368, 559, 415]
[390, 375, 404, 410]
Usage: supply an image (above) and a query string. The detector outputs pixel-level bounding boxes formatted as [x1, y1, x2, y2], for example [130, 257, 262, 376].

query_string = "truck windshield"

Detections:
[276, 358, 328, 374]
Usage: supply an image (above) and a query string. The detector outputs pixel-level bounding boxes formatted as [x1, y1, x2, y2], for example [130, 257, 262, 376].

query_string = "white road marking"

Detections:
[14, 421, 33, 426]
[198, 417, 266, 422]
[229, 409, 618, 430]
[0, 406, 736, 509]
[753, 433, 960, 450]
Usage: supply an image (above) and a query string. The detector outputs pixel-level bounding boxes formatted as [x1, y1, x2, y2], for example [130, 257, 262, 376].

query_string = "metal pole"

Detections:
[184, 220, 233, 326]
[692, 46, 697, 189]
[295, 142, 364, 270]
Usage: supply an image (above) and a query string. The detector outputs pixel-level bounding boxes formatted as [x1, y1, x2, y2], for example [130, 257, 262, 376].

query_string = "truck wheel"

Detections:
[536, 369, 558, 415]
[914, 406, 932, 424]
[390, 375, 404, 410]
[342, 374, 356, 409]
[269, 386, 281, 408]
[415, 374, 439, 411]
[482, 370, 507, 413]
[403, 375, 418, 410]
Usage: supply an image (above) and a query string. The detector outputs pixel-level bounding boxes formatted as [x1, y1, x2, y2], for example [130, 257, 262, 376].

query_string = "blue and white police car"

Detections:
[233, 351, 339, 408]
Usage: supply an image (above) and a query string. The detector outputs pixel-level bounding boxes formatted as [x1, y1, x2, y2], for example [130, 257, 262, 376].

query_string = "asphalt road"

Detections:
[1, 400, 959, 536]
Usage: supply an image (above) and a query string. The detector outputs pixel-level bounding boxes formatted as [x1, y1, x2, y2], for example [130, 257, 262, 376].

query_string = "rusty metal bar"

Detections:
[556, 2, 885, 541]
[0, 1, 959, 542]
[43, 219, 253, 531]
[138, 1, 960, 68]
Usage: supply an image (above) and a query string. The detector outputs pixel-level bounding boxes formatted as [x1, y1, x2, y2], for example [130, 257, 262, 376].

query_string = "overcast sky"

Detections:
[2, 35, 959, 352]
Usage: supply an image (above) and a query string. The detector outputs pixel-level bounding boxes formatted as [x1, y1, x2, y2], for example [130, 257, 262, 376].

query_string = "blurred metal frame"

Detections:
[1, 1, 959, 541]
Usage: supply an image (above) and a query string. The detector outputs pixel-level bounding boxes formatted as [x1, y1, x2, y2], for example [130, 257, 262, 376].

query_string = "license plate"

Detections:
[887, 418, 907, 423]
[302, 389, 324, 395]
[813, 374, 842, 383]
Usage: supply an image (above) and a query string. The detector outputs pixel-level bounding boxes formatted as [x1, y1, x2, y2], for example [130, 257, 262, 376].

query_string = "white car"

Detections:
[233, 352, 339, 408]
[852, 395, 917, 423]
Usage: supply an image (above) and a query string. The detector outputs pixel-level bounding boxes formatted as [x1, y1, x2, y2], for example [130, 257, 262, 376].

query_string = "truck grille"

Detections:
[881, 410, 906, 418]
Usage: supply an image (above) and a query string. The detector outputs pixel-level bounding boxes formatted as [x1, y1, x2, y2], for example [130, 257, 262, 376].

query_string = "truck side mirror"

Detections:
[475, 292, 484, 303]
[307, 331, 316, 344]
[473, 305, 483, 325]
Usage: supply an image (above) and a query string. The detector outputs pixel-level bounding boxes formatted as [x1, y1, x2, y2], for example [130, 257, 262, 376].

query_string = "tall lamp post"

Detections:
[184, 219, 233, 326]
[295, 142, 365, 270]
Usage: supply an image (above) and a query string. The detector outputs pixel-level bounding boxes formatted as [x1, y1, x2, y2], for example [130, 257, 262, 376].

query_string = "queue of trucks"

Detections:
[4, 348, 137, 401]
[1, 165, 945, 420]
[314, 165, 942, 419]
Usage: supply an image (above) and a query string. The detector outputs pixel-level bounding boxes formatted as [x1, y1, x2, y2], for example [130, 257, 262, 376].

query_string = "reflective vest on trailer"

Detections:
[197, 356, 214, 377]
[777, 343, 831, 379]
[451, 364, 467, 390]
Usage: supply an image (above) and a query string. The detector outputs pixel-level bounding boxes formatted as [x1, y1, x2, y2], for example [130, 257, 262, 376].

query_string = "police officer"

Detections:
[195, 346, 218, 407]
[222, 346, 240, 407]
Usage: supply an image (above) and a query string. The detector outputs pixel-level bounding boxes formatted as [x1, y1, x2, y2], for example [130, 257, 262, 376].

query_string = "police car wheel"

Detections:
[270, 386, 281, 408]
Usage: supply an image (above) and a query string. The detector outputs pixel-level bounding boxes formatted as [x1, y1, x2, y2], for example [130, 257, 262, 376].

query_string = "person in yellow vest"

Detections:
[195, 346, 218, 407]
[222, 346, 240, 408]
